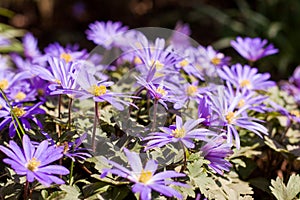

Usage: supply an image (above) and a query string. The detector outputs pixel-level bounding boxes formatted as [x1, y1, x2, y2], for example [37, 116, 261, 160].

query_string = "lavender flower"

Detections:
[101, 148, 186, 200]
[0, 101, 45, 137]
[217, 64, 275, 91]
[0, 134, 69, 187]
[22, 32, 41, 60]
[62, 133, 91, 161]
[231, 36, 278, 62]
[201, 136, 233, 175]
[86, 21, 128, 49]
[170, 21, 191, 50]
[209, 88, 268, 149]
[144, 116, 216, 150]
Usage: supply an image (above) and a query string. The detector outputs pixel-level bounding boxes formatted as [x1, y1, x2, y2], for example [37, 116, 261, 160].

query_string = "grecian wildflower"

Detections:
[208, 87, 268, 149]
[0, 69, 31, 92]
[143, 115, 216, 150]
[101, 148, 187, 200]
[280, 66, 300, 104]
[200, 136, 233, 175]
[0, 101, 45, 137]
[0, 134, 69, 187]
[231, 36, 278, 62]
[32, 56, 81, 94]
[7, 80, 37, 103]
[86, 21, 128, 49]
[22, 32, 41, 60]
[217, 64, 275, 91]
[63, 67, 136, 110]
[170, 21, 191, 51]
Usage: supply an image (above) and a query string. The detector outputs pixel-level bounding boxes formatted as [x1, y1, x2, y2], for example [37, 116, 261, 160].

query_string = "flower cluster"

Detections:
[1, 19, 295, 200]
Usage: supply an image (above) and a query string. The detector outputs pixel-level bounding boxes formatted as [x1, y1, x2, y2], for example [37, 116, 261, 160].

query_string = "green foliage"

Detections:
[270, 174, 300, 200]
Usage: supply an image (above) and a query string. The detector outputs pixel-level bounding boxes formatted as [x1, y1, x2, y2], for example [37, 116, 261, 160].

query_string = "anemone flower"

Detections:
[101, 148, 187, 200]
[22, 32, 41, 60]
[86, 21, 128, 49]
[217, 64, 275, 91]
[0, 134, 69, 187]
[0, 100, 45, 137]
[143, 115, 216, 150]
[230, 36, 278, 62]
[200, 136, 233, 175]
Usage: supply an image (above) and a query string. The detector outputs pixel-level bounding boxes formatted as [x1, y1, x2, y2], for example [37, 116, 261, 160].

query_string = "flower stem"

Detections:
[180, 142, 187, 173]
[92, 102, 99, 152]
[151, 99, 158, 131]
[69, 160, 74, 185]
[23, 180, 29, 200]
[57, 94, 62, 138]
[68, 97, 73, 129]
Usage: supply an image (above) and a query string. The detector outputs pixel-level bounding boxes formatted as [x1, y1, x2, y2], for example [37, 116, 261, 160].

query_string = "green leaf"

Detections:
[286, 174, 300, 200]
[270, 177, 288, 200]
[59, 185, 81, 199]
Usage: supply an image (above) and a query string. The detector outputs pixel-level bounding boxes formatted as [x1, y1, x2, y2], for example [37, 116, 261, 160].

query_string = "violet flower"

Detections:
[0, 134, 69, 187]
[218, 64, 275, 91]
[231, 36, 278, 62]
[0, 101, 45, 137]
[143, 116, 216, 150]
[201, 136, 233, 175]
[86, 21, 128, 49]
[101, 148, 186, 200]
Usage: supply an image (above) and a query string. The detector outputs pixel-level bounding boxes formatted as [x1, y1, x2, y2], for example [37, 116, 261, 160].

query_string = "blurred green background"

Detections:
[1, 0, 300, 81]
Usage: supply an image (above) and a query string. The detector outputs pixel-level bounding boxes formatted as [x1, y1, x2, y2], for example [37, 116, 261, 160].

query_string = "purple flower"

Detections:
[218, 64, 275, 91]
[0, 134, 69, 187]
[22, 33, 41, 60]
[143, 116, 216, 150]
[62, 133, 91, 161]
[101, 148, 186, 200]
[231, 36, 278, 62]
[209, 88, 268, 149]
[86, 21, 128, 49]
[170, 21, 191, 50]
[62, 67, 136, 110]
[201, 136, 233, 175]
[0, 35, 10, 46]
[0, 101, 45, 137]
[0, 70, 31, 92]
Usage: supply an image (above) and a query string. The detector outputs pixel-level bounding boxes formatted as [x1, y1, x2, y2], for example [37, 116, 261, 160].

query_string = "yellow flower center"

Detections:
[150, 60, 164, 70]
[37, 89, 45, 96]
[240, 79, 251, 88]
[0, 104, 2, 110]
[60, 53, 73, 63]
[139, 170, 153, 184]
[238, 99, 245, 108]
[14, 92, 26, 101]
[290, 110, 300, 118]
[89, 84, 107, 96]
[134, 56, 143, 64]
[226, 111, 235, 124]
[26, 157, 41, 171]
[0, 79, 9, 90]
[55, 79, 61, 84]
[156, 87, 167, 96]
[187, 85, 197, 96]
[172, 127, 186, 138]
[211, 57, 221, 65]
[179, 59, 189, 67]
[12, 107, 26, 117]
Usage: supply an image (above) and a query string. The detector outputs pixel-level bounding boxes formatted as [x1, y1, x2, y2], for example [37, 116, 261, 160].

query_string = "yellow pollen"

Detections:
[238, 99, 245, 108]
[187, 85, 197, 96]
[60, 53, 73, 63]
[55, 79, 61, 84]
[179, 59, 189, 67]
[14, 92, 26, 101]
[156, 87, 167, 96]
[26, 157, 41, 171]
[0, 79, 9, 90]
[63, 141, 69, 154]
[12, 107, 26, 117]
[290, 110, 300, 118]
[150, 60, 164, 69]
[134, 56, 143, 64]
[139, 170, 153, 184]
[211, 57, 221, 65]
[37, 89, 45, 96]
[172, 128, 186, 138]
[90, 84, 107, 96]
[240, 79, 251, 88]
[226, 111, 235, 124]
[0, 104, 2, 109]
